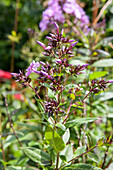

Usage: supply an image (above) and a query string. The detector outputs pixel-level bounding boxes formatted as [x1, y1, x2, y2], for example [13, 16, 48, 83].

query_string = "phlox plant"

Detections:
[9, 23, 113, 170]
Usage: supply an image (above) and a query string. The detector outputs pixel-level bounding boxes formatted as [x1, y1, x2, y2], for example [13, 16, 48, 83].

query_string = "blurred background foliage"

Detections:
[0, 0, 43, 71]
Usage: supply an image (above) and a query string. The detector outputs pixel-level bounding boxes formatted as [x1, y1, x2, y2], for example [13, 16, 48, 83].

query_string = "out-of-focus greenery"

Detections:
[0, 0, 43, 71]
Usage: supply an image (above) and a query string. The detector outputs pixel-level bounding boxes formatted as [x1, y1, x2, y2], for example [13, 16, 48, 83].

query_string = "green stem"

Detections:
[56, 152, 59, 170]
[63, 90, 92, 124]
[28, 84, 45, 110]
[5, 95, 22, 147]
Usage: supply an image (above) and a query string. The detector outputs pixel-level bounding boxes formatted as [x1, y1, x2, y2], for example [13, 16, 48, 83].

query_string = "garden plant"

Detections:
[1, 0, 113, 170]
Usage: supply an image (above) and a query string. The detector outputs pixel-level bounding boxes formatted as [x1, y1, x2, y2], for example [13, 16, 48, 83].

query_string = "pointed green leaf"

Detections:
[60, 144, 73, 162]
[92, 59, 113, 67]
[20, 147, 51, 166]
[88, 152, 100, 163]
[61, 163, 102, 170]
[65, 117, 99, 128]
[74, 146, 86, 158]
[98, 92, 113, 101]
[59, 144, 73, 167]
[62, 128, 70, 144]
[7, 167, 34, 170]
[94, 36, 113, 49]
[95, 49, 111, 57]
[45, 126, 65, 152]
[89, 71, 108, 80]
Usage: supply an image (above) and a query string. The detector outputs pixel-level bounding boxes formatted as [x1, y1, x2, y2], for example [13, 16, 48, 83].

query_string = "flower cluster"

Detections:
[12, 23, 113, 118]
[69, 64, 89, 75]
[45, 99, 65, 117]
[90, 79, 113, 94]
[39, 0, 90, 35]
[11, 70, 31, 86]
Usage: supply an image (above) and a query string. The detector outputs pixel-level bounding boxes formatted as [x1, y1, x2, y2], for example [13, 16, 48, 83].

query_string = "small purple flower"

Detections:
[25, 60, 40, 77]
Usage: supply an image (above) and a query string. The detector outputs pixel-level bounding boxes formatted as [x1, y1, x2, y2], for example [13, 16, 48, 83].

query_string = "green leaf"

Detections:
[20, 147, 51, 166]
[48, 88, 56, 99]
[61, 163, 102, 170]
[88, 152, 100, 163]
[65, 117, 99, 128]
[69, 59, 86, 66]
[27, 97, 37, 112]
[74, 146, 86, 158]
[62, 128, 70, 144]
[45, 126, 65, 152]
[89, 71, 108, 80]
[16, 122, 41, 132]
[34, 95, 45, 113]
[92, 59, 113, 67]
[59, 144, 73, 167]
[7, 167, 34, 170]
[94, 36, 113, 49]
[95, 49, 111, 57]
[98, 92, 113, 101]
[56, 123, 66, 132]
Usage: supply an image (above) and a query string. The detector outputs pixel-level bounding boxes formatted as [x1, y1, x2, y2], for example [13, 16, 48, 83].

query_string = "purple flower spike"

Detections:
[37, 41, 45, 49]
[25, 60, 40, 77]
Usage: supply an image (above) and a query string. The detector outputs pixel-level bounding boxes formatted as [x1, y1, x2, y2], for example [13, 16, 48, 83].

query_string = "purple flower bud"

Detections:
[42, 52, 49, 56]
[71, 41, 78, 47]
[49, 33, 56, 38]
[54, 22, 59, 35]
[83, 64, 89, 67]
[33, 70, 41, 74]
[63, 58, 67, 62]
[108, 80, 113, 83]
[55, 59, 62, 65]
[60, 29, 64, 37]
[45, 46, 52, 50]
[40, 71, 48, 77]
[68, 41, 78, 50]
[69, 39, 75, 42]
[11, 73, 17, 77]
[46, 36, 52, 40]
[40, 61, 46, 66]
[41, 66, 45, 71]
[37, 41, 45, 49]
